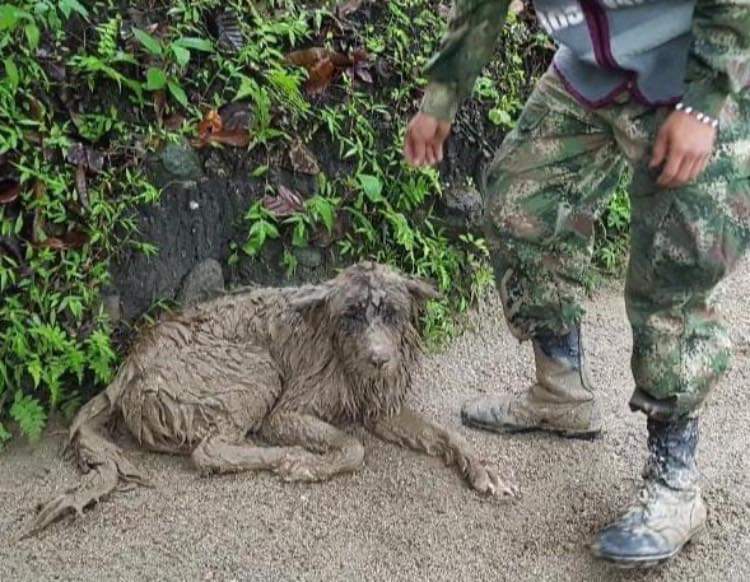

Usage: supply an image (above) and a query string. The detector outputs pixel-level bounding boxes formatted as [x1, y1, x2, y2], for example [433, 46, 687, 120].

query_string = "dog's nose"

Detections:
[370, 352, 390, 366]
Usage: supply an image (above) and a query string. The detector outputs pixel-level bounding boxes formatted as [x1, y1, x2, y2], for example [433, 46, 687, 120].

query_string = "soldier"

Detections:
[404, 0, 750, 568]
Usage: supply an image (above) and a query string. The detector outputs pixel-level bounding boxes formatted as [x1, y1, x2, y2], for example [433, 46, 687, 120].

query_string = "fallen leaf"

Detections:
[288, 141, 320, 175]
[192, 108, 250, 149]
[262, 185, 304, 217]
[306, 58, 337, 94]
[39, 230, 89, 251]
[75, 164, 89, 210]
[0, 179, 20, 205]
[153, 90, 167, 125]
[288, 47, 372, 93]
[285, 47, 369, 94]
[197, 109, 223, 138]
[214, 11, 244, 53]
[218, 102, 252, 132]
[206, 131, 250, 148]
[65, 143, 104, 173]
[286, 47, 332, 69]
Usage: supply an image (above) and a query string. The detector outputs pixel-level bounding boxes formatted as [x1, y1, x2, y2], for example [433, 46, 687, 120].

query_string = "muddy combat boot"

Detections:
[592, 417, 707, 568]
[461, 326, 601, 438]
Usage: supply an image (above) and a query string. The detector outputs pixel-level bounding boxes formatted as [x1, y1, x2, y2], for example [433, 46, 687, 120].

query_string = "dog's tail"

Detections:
[23, 361, 150, 538]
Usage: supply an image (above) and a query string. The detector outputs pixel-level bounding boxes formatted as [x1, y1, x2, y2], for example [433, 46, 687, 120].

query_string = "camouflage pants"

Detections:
[483, 67, 750, 420]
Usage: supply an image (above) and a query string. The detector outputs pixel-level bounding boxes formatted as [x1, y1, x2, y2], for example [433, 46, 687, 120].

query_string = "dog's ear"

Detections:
[289, 285, 332, 324]
[406, 277, 440, 304]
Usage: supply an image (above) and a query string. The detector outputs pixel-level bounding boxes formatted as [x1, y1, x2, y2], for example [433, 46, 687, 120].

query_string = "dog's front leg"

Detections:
[369, 407, 517, 496]
[260, 412, 365, 482]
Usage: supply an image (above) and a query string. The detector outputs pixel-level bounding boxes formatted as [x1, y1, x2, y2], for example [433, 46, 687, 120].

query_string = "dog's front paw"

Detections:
[275, 452, 320, 483]
[467, 459, 518, 497]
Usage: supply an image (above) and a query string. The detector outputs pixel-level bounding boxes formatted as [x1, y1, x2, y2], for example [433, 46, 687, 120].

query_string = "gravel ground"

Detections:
[2, 261, 749, 582]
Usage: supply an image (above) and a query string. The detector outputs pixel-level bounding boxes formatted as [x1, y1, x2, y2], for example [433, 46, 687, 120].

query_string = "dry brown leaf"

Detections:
[262, 185, 304, 217]
[288, 141, 320, 175]
[0, 179, 20, 205]
[305, 58, 337, 94]
[285, 47, 369, 94]
[207, 131, 251, 148]
[197, 109, 223, 138]
[39, 230, 89, 251]
[66, 143, 104, 173]
[75, 164, 89, 210]
[286, 47, 332, 69]
[154, 90, 167, 125]
[192, 108, 250, 149]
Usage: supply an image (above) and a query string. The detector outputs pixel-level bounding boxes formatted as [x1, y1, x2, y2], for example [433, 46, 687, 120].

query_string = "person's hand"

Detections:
[649, 110, 717, 188]
[403, 112, 452, 167]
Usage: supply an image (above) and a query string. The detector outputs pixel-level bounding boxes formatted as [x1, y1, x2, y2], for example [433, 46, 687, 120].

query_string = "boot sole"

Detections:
[462, 415, 602, 440]
[592, 525, 706, 569]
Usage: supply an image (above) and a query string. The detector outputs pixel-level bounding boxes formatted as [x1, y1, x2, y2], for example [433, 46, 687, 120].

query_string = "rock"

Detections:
[293, 247, 323, 269]
[101, 294, 122, 324]
[177, 258, 225, 306]
[437, 185, 484, 239]
[160, 141, 203, 181]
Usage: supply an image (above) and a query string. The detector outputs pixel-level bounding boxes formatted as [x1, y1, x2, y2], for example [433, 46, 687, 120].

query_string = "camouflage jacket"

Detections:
[420, 0, 750, 122]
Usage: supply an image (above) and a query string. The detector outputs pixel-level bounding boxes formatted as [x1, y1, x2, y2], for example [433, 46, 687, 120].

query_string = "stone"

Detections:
[293, 247, 323, 269]
[437, 185, 484, 239]
[101, 294, 122, 324]
[160, 141, 204, 181]
[177, 258, 225, 306]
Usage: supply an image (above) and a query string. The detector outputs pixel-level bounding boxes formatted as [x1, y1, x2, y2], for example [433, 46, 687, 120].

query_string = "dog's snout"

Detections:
[370, 350, 390, 366]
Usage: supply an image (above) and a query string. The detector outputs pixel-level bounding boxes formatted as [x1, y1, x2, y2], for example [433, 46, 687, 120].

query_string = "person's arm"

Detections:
[680, 0, 750, 121]
[419, 0, 512, 122]
[650, 0, 750, 188]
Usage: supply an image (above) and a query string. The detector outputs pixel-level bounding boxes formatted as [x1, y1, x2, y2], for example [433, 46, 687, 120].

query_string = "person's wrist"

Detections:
[675, 102, 719, 130]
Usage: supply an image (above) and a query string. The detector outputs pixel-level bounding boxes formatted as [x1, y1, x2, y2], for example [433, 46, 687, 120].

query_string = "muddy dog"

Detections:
[29, 262, 516, 535]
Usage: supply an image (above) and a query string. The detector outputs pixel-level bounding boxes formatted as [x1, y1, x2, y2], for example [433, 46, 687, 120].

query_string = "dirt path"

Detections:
[2, 262, 749, 582]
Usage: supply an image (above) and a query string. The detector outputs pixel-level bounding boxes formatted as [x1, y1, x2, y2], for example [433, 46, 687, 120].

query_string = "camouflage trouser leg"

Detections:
[483, 66, 750, 418]
[483, 67, 628, 339]
[626, 98, 750, 420]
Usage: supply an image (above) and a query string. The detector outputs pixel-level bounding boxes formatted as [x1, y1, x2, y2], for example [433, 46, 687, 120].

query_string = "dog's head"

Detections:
[290, 261, 438, 378]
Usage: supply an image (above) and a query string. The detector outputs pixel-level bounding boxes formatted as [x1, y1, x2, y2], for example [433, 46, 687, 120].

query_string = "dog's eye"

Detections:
[381, 307, 399, 323]
[345, 310, 366, 323]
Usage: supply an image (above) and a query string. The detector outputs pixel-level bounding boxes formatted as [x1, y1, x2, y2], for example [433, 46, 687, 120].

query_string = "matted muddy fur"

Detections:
[27, 262, 516, 536]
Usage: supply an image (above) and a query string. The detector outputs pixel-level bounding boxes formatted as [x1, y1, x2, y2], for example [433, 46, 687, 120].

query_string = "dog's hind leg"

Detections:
[190, 436, 309, 475]
[259, 413, 365, 482]
[369, 407, 517, 497]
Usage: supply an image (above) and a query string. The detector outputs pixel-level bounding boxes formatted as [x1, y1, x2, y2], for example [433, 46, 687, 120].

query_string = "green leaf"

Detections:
[235, 75, 259, 102]
[251, 165, 269, 177]
[173, 37, 213, 52]
[0, 361, 8, 394]
[24, 23, 39, 49]
[10, 391, 46, 441]
[27, 358, 42, 388]
[308, 196, 336, 232]
[132, 28, 162, 56]
[0, 4, 23, 31]
[291, 218, 308, 247]
[145, 67, 167, 91]
[59, 0, 89, 19]
[167, 80, 188, 108]
[171, 45, 191, 67]
[358, 174, 384, 204]
[488, 108, 512, 127]
[3, 58, 18, 90]
[0, 422, 10, 445]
